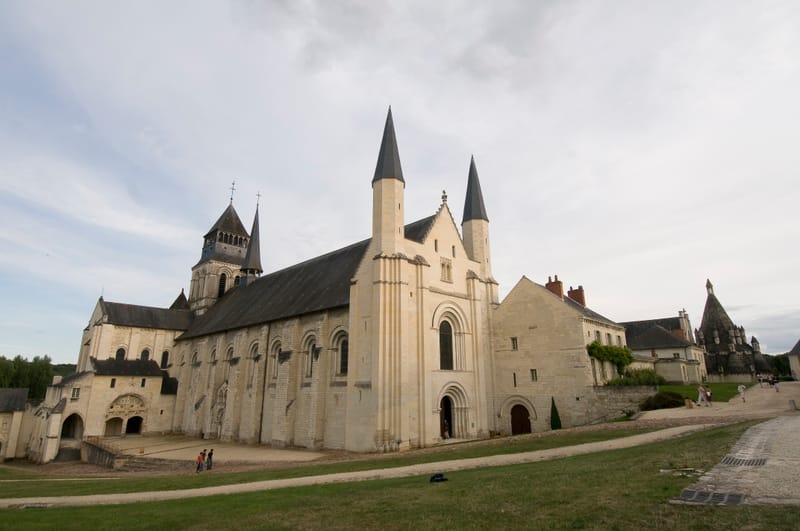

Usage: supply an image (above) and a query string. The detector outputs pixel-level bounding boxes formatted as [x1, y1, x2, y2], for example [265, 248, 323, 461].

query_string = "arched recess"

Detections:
[104, 417, 123, 436]
[269, 338, 283, 380]
[301, 333, 318, 378]
[436, 383, 471, 440]
[510, 405, 532, 435]
[106, 394, 146, 437]
[432, 302, 469, 371]
[329, 327, 349, 376]
[61, 413, 84, 439]
[499, 395, 538, 435]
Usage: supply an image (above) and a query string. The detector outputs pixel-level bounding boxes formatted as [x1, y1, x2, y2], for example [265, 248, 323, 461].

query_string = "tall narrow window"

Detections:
[160, 351, 169, 369]
[140, 349, 150, 361]
[530, 369, 538, 382]
[439, 321, 453, 370]
[339, 337, 349, 375]
[218, 274, 227, 297]
[115, 348, 125, 361]
[511, 337, 518, 351]
[306, 341, 316, 377]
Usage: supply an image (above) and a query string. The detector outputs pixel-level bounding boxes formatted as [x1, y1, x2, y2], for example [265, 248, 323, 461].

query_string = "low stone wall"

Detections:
[82, 439, 119, 469]
[585, 386, 657, 424]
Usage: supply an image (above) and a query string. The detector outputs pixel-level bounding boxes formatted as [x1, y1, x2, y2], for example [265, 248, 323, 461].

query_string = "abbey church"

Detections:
[14, 110, 644, 463]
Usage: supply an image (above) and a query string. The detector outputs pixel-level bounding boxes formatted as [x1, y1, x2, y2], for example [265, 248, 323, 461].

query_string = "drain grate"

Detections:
[720, 455, 767, 466]
[677, 489, 744, 505]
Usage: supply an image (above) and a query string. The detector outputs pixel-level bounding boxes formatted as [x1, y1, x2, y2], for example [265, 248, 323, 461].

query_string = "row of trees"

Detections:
[0, 356, 75, 399]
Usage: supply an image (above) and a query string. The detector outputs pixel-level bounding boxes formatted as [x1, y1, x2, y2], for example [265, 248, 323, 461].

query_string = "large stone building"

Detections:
[622, 311, 707, 384]
[13, 110, 652, 463]
[696, 280, 770, 382]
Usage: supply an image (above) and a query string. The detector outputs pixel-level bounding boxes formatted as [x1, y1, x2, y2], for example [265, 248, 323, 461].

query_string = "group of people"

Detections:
[696, 385, 713, 406]
[196, 448, 214, 472]
[757, 374, 781, 392]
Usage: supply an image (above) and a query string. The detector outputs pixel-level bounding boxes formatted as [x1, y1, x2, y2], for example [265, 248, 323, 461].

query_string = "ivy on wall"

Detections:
[586, 341, 633, 374]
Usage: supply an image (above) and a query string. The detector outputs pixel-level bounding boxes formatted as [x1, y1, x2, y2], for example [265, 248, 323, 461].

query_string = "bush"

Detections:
[607, 369, 666, 386]
[640, 391, 685, 411]
[550, 397, 562, 430]
[586, 341, 633, 374]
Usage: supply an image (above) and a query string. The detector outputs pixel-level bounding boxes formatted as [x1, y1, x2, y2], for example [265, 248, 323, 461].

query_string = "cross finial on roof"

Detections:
[256, 191, 261, 208]
[441, 189, 448, 204]
[230, 180, 236, 203]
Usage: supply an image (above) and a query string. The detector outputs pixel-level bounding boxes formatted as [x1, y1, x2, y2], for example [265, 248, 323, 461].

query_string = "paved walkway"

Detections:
[2, 381, 798, 508]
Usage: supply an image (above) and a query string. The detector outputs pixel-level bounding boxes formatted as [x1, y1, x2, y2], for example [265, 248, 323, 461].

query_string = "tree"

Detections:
[0, 355, 54, 399]
[550, 397, 562, 430]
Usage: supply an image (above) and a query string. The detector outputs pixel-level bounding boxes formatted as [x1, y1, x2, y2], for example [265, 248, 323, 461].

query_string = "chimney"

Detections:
[545, 275, 564, 299]
[567, 285, 586, 306]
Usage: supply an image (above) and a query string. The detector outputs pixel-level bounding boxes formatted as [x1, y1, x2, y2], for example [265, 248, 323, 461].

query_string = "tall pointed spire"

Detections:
[372, 107, 404, 184]
[241, 205, 263, 277]
[462, 155, 489, 223]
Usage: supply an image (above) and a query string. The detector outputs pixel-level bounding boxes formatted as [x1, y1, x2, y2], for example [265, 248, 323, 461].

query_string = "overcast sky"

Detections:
[1, 1, 798, 364]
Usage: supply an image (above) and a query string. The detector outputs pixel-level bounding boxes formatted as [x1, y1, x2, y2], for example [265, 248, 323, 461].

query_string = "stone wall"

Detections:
[586, 386, 656, 423]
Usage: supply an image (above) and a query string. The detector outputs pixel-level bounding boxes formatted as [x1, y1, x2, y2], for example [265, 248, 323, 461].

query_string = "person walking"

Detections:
[697, 385, 708, 407]
[206, 448, 214, 471]
[196, 452, 204, 473]
[737, 383, 746, 402]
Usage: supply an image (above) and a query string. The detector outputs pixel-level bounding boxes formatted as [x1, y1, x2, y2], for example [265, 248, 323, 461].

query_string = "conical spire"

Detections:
[372, 107, 404, 184]
[462, 155, 489, 223]
[241, 205, 262, 276]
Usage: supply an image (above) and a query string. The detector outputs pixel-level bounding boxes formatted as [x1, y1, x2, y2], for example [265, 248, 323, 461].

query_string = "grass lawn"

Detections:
[1, 421, 795, 530]
[660, 382, 750, 403]
[0, 427, 655, 498]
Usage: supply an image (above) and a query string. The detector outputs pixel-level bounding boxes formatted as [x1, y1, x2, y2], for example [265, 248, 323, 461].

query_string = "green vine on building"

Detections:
[586, 341, 633, 374]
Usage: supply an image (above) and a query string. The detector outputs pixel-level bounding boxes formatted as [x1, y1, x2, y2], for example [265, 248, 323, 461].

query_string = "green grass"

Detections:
[0, 427, 653, 498]
[2, 421, 796, 530]
[660, 382, 750, 403]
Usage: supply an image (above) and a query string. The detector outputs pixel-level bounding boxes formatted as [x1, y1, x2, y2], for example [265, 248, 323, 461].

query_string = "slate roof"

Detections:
[241, 205, 263, 274]
[462, 156, 489, 223]
[626, 324, 692, 350]
[789, 338, 800, 355]
[0, 388, 28, 412]
[404, 215, 436, 243]
[58, 371, 91, 387]
[621, 317, 683, 340]
[170, 290, 190, 310]
[563, 295, 620, 327]
[181, 216, 437, 340]
[102, 298, 192, 331]
[91, 358, 165, 377]
[203, 203, 249, 239]
[372, 107, 404, 184]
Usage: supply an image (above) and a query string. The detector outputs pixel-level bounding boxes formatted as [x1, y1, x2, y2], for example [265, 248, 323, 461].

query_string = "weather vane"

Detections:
[256, 191, 261, 208]
[229, 180, 236, 203]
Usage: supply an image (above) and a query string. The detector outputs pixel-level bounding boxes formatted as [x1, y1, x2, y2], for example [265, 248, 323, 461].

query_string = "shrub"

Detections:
[640, 391, 685, 411]
[607, 369, 666, 386]
[586, 341, 633, 374]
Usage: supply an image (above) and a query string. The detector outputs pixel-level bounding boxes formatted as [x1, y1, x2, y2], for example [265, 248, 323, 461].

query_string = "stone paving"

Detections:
[2, 381, 798, 508]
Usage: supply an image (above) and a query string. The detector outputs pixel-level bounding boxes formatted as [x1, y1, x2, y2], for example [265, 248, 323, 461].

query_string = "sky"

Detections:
[1, 1, 798, 364]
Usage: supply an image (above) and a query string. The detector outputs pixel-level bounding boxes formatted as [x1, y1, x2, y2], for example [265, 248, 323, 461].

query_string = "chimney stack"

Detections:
[545, 275, 564, 299]
[567, 285, 586, 306]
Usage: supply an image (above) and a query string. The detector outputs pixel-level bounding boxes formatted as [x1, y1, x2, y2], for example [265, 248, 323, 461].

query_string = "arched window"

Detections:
[115, 348, 126, 361]
[250, 343, 259, 359]
[140, 349, 150, 361]
[271, 342, 281, 379]
[225, 347, 234, 361]
[338, 336, 349, 375]
[439, 321, 453, 370]
[218, 273, 227, 297]
[305, 339, 316, 377]
[160, 351, 169, 369]
[234, 276, 240, 287]
[191, 352, 198, 364]
[210, 349, 217, 363]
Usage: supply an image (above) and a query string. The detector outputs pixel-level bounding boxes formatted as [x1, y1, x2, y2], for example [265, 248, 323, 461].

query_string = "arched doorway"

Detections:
[125, 416, 143, 434]
[105, 417, 123, 436]
[60, 413, 84, 439]
[439, 396, 453, 439]
[511, 404, 532, 435]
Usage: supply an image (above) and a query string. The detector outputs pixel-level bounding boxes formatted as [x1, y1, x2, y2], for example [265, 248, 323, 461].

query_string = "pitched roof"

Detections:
[564, 296, 620, 327]
[91, 358, 165, 377]
[203, 203, 249, 239]
[699, 280, 736, 335]
[372, 107, 404, 184]
[181, 217, 434, 340]
[789, 338, 800, 355]
[620, 317, 687, 341]
[241, 205, 263, 274]
[101, 299, 192, 331]
[0, 388, 28, 412]
[170, 290, 190, 310]
[462, 156, 489, 223]
[404, 215, 436, 243]
[626, 324, 691, 350]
